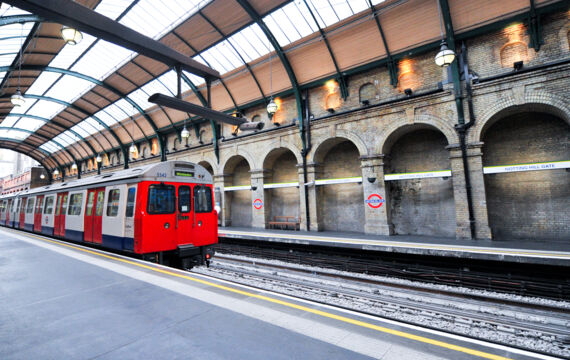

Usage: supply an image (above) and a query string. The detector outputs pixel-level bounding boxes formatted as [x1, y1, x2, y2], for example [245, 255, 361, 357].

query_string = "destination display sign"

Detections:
[483, 161, 570, 174]
[175, 170, 195, 177]
[384, 170, 451, 181]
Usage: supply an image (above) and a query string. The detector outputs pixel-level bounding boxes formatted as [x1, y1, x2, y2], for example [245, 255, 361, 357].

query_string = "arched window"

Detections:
[359, 83, 376, 105]
[500, 41, 528, 68]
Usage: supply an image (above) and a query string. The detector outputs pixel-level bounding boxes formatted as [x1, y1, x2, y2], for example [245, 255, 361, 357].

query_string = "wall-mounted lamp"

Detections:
[251, 186, 257, 191]
[513, 61, 523, 71]
[326, 108, 335, 114]
[40, 173, 46, 180]
[273, 122, 280, 127]
[404, 88, 413, 96]
[361, 99, 370, 106]
[367, 177, 376, 183]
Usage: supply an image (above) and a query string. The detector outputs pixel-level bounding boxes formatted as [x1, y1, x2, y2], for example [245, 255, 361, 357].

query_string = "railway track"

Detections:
[193, 254, 570, 358]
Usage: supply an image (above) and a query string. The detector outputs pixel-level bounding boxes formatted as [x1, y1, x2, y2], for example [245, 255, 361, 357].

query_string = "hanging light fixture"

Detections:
[129, 142, 137, 154]
[266, 49, 278, 117]
[129, 115, 137, 155]
[11, 23, 25, 107]
[53, 168, 60, 176]
[71, 163, 77, 170]
[61, 26, 83, 45]
[434, 0, 455, 68]
[181, 119, 190, 139]
[96, 154, 102, 163]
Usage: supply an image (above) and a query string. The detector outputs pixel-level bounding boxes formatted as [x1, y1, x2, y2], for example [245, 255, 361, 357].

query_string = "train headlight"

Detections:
[198, 220, 202, 227]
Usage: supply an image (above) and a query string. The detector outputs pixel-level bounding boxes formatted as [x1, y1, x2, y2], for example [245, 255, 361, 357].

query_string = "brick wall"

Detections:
[483, 112, 569, 240]
[319, 141, 364, 233]
[267, 151, 300, 220]
[387, 129, 456, 237]
[230, 158, 252, 227]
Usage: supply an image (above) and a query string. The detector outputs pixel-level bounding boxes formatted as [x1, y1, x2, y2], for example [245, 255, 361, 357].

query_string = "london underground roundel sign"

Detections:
[365, 194, 384, 208]
[253, 198, 263, 209]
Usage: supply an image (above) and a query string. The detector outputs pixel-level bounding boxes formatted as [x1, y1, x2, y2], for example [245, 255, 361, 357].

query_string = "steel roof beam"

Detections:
[3, 0, 221, 80]
[0, 138, 59, 166]
[367, 0, 398, 87]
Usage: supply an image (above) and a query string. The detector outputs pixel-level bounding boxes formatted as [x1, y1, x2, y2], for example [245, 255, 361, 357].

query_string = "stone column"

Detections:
[213, 174, 224, 226]
[447, 143, 492, 239]
[296, 164, 308, 231]
[250, 169, 268, 229]
[305, 162, 323, 231]
[216, 173, 232, 227]
[361, 155, 394, 235]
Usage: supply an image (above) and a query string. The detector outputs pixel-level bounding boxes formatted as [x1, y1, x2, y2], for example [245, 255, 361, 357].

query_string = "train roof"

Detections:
[0, 161, 212, 199]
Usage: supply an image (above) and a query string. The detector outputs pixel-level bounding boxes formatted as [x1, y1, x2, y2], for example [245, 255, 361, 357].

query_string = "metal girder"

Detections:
[0, 112, 97, 157]
[438, 0, 465, 125]
[148, 94, 246, 126]
[235, 0, 305, 154]
[0, 123, 80, 163]
[0, 14, 42, 26]
[528, 0, 543, 52]
[3, 0, 221, 80]
[367, 0, 398, 87]
[302, 0, 348, 99]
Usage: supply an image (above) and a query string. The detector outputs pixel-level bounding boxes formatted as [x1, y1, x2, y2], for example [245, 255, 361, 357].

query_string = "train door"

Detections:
[19, 197, 26, 229]
[124, 185, 137, 251]
[54, 192, 68, 238]
[84, 188, 104, 244]
[0, 200, 5, 225]
[176, 185, 193, 245]
[145, 183, 177, 251]
[192, 185, 215, 246]
[34, 195, 44, 232]
[7, 199, 12, 226]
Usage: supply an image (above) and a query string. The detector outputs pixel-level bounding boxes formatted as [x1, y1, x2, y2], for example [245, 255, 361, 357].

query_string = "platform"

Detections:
[0, 228, 553, 360]
[218, 227, 570, 267]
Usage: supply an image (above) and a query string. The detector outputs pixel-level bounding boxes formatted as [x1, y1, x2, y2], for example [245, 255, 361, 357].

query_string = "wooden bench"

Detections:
[268, 216, 300, 230]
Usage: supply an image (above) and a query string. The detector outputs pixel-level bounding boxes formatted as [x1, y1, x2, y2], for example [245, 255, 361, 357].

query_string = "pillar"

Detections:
[447, 142, 492, 239]
[305, 162, 323, 231]
[361, 155, 394, 235]
[216, 173, 233, 227]
[250, 169, 268, 229]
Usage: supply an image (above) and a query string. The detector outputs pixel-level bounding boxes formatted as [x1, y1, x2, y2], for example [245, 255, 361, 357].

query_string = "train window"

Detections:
[26, 198, 35, 214]
[61, 195, 68, 215]
[68, 194, 83, 216]
[106, 189, 120, 217]
[178, 186, 191, 213]
[20, 199, 26, 214]
[55, 196, 62, 216]
[147, 185, 175, 214]
[193, 185, 213, 213]
[86, 192, 95, 216]
[95, 191, 105, 216]
[126, 187, 136, 217]
[44, 196, 54, 215]
[35, 198, 43, 214]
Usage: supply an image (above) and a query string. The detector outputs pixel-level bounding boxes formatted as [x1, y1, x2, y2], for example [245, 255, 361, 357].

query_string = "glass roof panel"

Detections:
[40, 141, 60, 153]
[0, 129, 28, 141]
[49, 33, 97, 69]
[0, 117, 18, 128]
[182, 70, 204, 87]
[71, 40, 135, 81]
[94, 110, 119, 127]
[16, 118, 45, 132]
[44, 75, 93, 104]
[0, 21, 34, 81]
[26, 101, 65, 119]
[70, 123, 92, 138]
[0, 3, 30, 16]
[94, 0, 134, 19]
[24, 72, 61, 96]
[84, 117, 105, 133]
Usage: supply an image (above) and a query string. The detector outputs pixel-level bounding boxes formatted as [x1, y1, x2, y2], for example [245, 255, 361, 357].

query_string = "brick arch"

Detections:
[220, 149, 256, 174]
[261, 139, 303, 169]
[309, 129, 369, 163]
[377, 113, 456, 154]
[185, 153, 219, 174]
[470, 90, 570, 143]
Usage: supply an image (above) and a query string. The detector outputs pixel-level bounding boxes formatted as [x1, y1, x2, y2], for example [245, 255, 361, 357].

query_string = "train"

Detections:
[0, 161, 217, 268]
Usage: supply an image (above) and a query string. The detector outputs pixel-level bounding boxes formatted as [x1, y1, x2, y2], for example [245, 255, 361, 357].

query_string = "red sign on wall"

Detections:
[365, 194, 384, 208]
[253, 198, 263, 209]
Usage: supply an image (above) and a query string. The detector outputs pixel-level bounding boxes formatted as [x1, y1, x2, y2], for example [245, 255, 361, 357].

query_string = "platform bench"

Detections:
[268, 216, 300, 230]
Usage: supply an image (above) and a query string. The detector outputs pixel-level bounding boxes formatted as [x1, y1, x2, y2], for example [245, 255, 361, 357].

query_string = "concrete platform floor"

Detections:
[219, 227, 570, 266]
[0, 228, 555, 360]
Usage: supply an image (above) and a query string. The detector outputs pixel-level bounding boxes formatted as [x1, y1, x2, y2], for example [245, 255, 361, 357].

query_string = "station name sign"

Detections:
[384, 170, 451, 181]
[483, 161, 570, 174]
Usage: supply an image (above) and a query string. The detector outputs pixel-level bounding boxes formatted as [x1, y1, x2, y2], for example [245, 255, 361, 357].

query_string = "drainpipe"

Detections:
[301, 89, 312, 231]
[454, 42, 476, 239]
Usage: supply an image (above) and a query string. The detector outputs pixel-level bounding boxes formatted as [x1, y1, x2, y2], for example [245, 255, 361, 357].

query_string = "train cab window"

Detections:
[147, 185, 175, 214]
[95, 191, 105, 216]
[193, 185, 213, 213]
[86, 192, 95, 216]
[68, 194, 83, 216]
[44, 196, 54, 215]
[26, 198, 35, 214]
[106, 189, 120, 217]
[61, 195, 68, 215]
[178, 186, 191, 213]
[125, 187, 136, 217]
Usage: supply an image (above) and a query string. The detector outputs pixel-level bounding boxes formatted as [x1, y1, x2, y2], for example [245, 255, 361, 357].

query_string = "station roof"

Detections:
[0, 0, 561, 172]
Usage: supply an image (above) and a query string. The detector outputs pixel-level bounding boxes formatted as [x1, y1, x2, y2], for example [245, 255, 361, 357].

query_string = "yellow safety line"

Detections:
[219, 231, 570, 259]
[13, 231, 517, 360]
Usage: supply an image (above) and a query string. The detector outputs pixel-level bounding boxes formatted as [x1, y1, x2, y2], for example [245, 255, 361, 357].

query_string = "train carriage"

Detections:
[0, 161, 217, 268]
